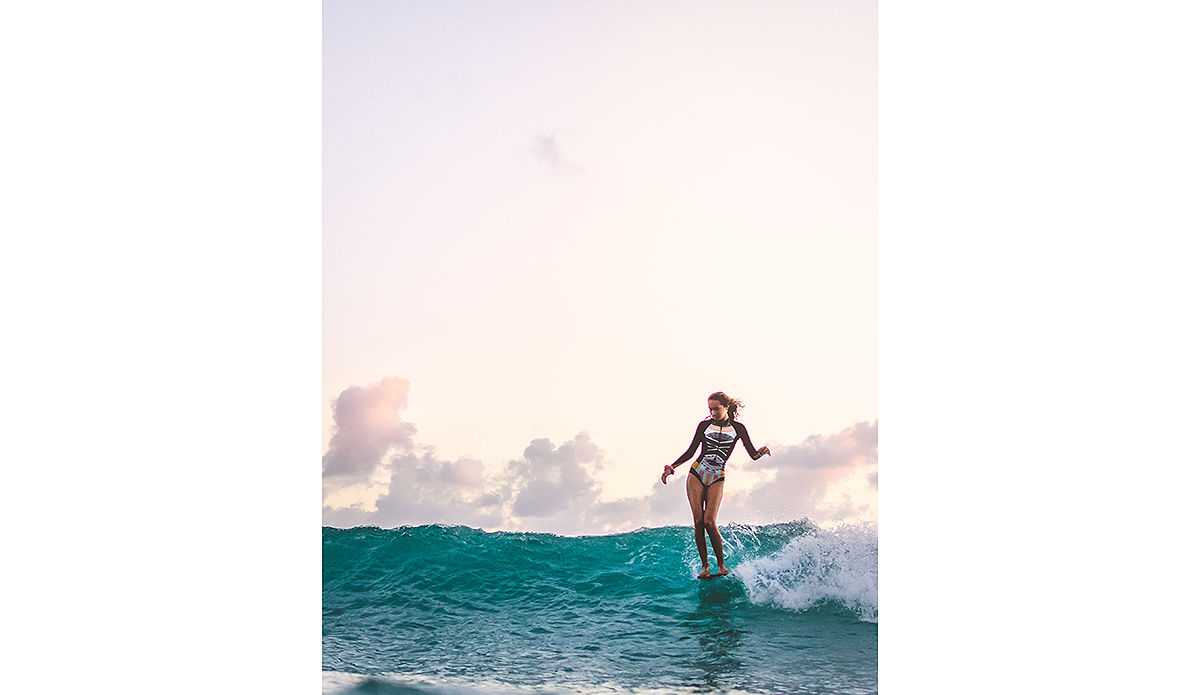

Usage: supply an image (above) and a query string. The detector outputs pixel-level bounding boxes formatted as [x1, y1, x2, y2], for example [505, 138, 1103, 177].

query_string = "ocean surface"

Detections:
[323, 521, 877, 695]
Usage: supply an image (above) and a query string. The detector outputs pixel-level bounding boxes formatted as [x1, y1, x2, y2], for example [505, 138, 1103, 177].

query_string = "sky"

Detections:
[6, 2, 1198, 693]
[322, 0, 879, 532]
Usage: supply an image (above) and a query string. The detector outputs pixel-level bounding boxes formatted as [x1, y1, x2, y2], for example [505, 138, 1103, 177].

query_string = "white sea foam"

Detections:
[733, 522, 878, 622]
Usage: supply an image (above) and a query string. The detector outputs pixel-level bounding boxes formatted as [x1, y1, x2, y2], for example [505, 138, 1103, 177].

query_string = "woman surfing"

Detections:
[661, 391, 770, 579]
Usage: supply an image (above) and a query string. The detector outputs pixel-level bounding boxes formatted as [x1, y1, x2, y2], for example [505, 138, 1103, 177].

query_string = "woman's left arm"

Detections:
[734, 422, 771, 460]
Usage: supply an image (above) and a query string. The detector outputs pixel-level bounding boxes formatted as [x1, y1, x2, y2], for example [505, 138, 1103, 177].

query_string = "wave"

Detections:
[323, 521, 876, 620]
[734, 522, 878, 622]
[324, 521, 877, 693]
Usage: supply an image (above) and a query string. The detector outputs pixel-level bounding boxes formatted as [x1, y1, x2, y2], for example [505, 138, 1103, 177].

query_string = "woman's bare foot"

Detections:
[697, 566, 712, 579]
[716, 565, 729, 576]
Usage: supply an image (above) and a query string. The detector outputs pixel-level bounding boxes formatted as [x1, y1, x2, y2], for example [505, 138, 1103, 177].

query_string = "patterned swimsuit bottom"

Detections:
[689, 425, 738, 488]
[689, 456, 725, 487]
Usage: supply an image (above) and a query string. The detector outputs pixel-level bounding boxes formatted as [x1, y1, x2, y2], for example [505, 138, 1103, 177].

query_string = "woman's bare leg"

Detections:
[703, 479, 727, 574]
[686, 472, 710, 576]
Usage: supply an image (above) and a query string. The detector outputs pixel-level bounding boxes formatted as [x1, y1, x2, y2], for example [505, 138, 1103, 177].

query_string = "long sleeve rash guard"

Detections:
[671, 419, 762, 484]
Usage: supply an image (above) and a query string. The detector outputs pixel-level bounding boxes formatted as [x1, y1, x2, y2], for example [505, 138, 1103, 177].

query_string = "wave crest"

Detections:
[733, 522, 878, 622]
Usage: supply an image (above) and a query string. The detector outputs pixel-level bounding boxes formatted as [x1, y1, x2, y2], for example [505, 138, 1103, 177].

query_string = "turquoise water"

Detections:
[323, 522, 877, 695]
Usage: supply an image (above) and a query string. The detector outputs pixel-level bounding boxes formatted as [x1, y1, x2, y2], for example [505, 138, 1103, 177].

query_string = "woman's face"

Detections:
[708, 399, 728, 421]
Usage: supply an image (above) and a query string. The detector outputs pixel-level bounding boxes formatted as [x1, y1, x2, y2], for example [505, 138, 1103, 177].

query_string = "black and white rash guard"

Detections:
[671, 419, 763, 486]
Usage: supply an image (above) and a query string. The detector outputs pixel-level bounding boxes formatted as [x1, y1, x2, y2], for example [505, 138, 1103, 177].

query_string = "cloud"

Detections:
[323, 426, 614, 535]
[531, 131, 582, 175]
[321, 377, 416, 481]
[366, 449, 505, 530]
[507, 434, 601, 518]
[725, 421, 879, 525]
[531, 133, 561, 168]
[747, 420, 878, 473]
[587, 482, 691, 534]
[321, 379, 877, 533]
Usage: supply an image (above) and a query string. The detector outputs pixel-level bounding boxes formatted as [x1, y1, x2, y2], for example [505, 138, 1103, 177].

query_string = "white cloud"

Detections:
[507, 434, 602, 518]
[725, 421, 879, 525]
[366, 449, 505, 530]
[322, 380, 877, 533]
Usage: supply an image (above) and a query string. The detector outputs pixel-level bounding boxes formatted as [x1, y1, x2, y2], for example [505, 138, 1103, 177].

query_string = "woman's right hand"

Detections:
[661, 465, 675, 485]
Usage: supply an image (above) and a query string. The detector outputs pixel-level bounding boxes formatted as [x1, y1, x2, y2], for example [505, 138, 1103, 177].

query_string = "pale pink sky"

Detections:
[323, 1, 878, 528]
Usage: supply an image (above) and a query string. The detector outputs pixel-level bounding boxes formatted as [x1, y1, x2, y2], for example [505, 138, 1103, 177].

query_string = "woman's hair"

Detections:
[708, 391, 744, 422]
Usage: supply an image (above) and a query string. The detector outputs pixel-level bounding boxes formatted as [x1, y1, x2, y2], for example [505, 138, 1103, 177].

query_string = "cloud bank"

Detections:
[322, 379, 877, 534]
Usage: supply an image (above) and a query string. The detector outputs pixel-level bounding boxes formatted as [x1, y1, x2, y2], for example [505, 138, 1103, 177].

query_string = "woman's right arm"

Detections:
[662, 421, 706, 483]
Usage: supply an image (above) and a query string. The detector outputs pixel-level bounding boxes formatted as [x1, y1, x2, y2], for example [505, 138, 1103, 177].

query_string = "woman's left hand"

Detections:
[661, 465, 675, 485]
[757, 446, 771, 459]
